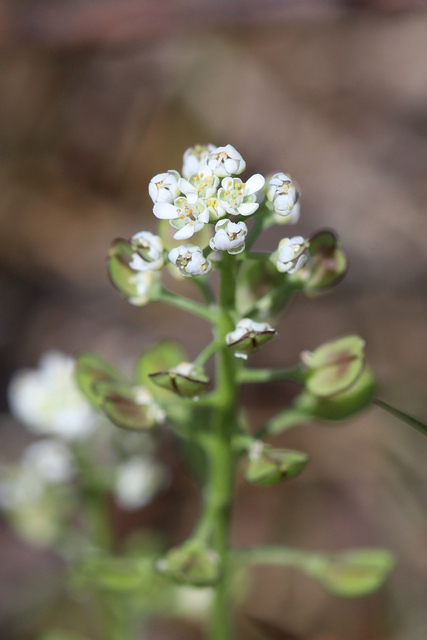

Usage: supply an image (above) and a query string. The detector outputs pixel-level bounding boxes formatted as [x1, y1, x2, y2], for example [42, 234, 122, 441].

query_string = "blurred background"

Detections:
[1, 0, 427, 638]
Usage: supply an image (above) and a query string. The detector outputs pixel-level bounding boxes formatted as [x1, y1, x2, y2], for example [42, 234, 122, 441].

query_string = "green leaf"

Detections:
[75, 351, 127, 409]
[374, 398, 427, 437]
[94, 381, 159, 431]
[307, 548, 396, 598]
[134, 339, 187, 400]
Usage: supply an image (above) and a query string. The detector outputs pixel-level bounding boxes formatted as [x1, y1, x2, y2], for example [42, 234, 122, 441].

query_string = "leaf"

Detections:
[374, 398, 427, 437]
[245, 615, 303, 640]
[308, 548, 396, 598]
[75, 351, 127, 409]
[134, 339, 187, 400]
[94, 381, 158, 431]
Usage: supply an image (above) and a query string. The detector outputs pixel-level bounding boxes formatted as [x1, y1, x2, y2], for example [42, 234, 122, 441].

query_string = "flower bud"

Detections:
[276, 236, 308, 274]
[128, 231, 164, 272]
[157, 540, 221, 587]
[182, 144, 215, 179]
[225, 318, 277, 360]
[266, 172, 300, 219]
[245, 442, 309, 486]
[209, 220, 248, 255]
[148, 170, 180, 204]
[293, 229, 348, 296]
[168, 244, 212, 278]
[207, 144, 246, 177]
[108, 239, 161, 306]
[149, 362, 209, 398]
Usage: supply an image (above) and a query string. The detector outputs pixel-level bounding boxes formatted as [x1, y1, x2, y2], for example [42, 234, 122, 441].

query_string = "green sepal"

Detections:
[304, 335, 366, 398]
[246, 444, 309, 486]
[306, 548, 395, 598]
[296, 366, 376, 421]
[108, 238, 159, 305]
[134, 339, 187, 401]
[74, 351, 127, 409]
[93, 381, 159, 431]
[149, 363, 209, 398]
[294, 229, 348, 296]
[157, 540, 221, 587]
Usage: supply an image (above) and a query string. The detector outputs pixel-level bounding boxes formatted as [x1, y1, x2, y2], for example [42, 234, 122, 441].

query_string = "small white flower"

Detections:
[128, 231, 164, 272]
[209, 220, 248, 255]
[182, 144, 215, 180]
[128, 270, 159, 306]
[174, 585, 214, 620]
[273, 201, 301, 226]
[8, 352, 96, 440]
[276, 236, 308, 274]
[133, 386, 166, 424]
[21, 439, 74, 484]
[114, 456, 169, 510]
[207, 144, 246, 178]
[168, 244, 212, 278]
[148, 170, 181, 204]
[153, 196, 209, 241]
[217, 174, 265, 217]
[178, 165, 219, 203]
[266, 172, 300, 217]
[225, 318, 277, 359]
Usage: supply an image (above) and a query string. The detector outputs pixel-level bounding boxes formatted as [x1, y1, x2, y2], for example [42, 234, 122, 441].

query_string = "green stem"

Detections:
[235, 546, 311, 570]
[155, 288, 216, 323]
[195, 339, 223, 366]
[194, 275, 217, 305]
[238, 365, 303, 385]
[256, 407, 311, 440]
[208, 253, 239, 640]
[244, 205, 274, 251]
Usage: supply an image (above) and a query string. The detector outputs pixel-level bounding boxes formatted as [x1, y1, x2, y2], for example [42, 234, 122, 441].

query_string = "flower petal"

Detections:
[238, 202, 259, 216]
[245, 173, 265, 195]
[174, 225, 195, 240]
[153, 203, 180, 220]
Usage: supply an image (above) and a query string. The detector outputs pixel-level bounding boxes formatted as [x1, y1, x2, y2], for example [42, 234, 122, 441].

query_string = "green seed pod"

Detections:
[245, 442, 309, 486]
[293, 229, 348, 296]
[108, 239, 160, 306]
[74, 351, 127, 409]
[157, 540, 221, 587]
[93, 382, 165, 431]
[149, 362, 209, 398]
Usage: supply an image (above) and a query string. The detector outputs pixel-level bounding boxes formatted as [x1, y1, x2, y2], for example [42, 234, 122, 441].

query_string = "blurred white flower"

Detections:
[153, 196, 209, 241]
[133, 386, 166, 424]
[8, 352, 96, 440]
[128, 231, 164, 272]
[168, 244, 212, 278]
[276, 236, 308, 274]
[128, 270, 160, 307]
[217, 174, 265, 217]
[273, 200, 301, 226]
[209, 220, 248, 255]
[266, 172, 300, 218]
[207, 144, 246, 177]
[174, 585, 214, 620]
[182, 144, 215, 179]
[114, 456, 169, 510]
[21, 439, 74, 484]
[0, 466, 45, 510]
[148, 170, 181, 204]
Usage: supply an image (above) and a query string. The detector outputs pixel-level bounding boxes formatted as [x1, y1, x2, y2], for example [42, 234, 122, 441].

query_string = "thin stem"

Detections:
[241, 251, 272, 261]
[193, 275, 217, 305]
[256, 407, 312, 440]
[235, 546, 311, 570]
[154, 288, 216, 323]
[244, 205, 274, 251]
[237, 365, 304, 385]
[195, 339, 223, 367]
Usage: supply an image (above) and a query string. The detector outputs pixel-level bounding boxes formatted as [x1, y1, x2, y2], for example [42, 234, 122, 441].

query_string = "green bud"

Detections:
[302, 334, 366, 398]
[226, 319, 277, 359]
[108, 239, 160, 306]
[93, 381, 165, 431]
[293, 229, 348, 296]
[296, 366, 376, 421]
[245, 442, 309, 486]
[75, 351, 127, 409]
[157, 540, 221, 587]
[149, 362, 209, 398]
[306, 548, 395, 598]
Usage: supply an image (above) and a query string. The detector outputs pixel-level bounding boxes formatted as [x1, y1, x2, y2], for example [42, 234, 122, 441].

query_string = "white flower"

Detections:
[178, 165, 219, 203]
[21, 439, 74, 484]
[128, 231, 164, 272]
[128, 270, 159, 306]
[276, 236, 308, 274]
[8, 352, 96, 440]
[148, 170, 181, 204]
[209, 220, 248, 255]
[168, 244, 212, 278]
[217, 174, 265, 216]
[174, 586, 214, 620]
[225, 318, 277, 359]
[133, 386, 166, 424]
[182, 144, 215, 180]
[266, 172, 300, 217]
[153, 196, 209, 241]
[207, 144, 246, 177]
[113, 456, 169, 510]
[273, 200, 301, 226]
